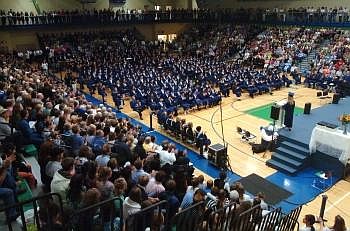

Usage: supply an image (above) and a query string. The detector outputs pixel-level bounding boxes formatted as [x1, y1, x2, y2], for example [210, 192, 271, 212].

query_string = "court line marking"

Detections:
[325, 191, 350, 213]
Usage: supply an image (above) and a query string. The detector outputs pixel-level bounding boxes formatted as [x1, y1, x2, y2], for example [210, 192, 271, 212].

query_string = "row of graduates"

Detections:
[157, 111, 212, 155]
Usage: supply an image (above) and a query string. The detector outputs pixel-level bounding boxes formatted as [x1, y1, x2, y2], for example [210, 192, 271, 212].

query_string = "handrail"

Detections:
[1, 9, 350, 29]
[277, 215, 300, 231]
[0, 192, 63, 231]
[66, 196, 124, 231]
[125, 200, 168, 231]
[170, 201, 205, 231]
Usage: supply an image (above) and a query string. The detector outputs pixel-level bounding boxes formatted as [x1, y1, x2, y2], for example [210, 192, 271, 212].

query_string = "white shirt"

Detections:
[157, 149, 176, 166]
[260, 127, 279, 142]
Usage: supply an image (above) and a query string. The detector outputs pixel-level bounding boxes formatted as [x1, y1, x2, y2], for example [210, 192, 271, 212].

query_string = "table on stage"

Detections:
[309, 125, 350, 164]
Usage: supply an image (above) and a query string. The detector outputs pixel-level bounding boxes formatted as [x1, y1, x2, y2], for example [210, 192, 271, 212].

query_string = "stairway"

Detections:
[298, 49, 316, 75]
[266, 135, 310, 175]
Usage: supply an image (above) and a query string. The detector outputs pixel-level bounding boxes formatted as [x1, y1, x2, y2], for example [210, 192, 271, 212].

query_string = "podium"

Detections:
[274, 100, 286, 129]
[208, 143, 227, 169]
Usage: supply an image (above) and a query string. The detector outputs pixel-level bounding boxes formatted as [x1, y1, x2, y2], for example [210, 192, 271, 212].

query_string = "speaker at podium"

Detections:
[208, 143, 227, 169]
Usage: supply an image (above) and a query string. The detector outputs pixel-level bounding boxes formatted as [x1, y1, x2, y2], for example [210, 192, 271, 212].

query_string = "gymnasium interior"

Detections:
[0, 0, 350, 230]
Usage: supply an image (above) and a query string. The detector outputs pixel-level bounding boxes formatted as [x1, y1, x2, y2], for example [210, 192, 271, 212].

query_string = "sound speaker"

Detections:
[270, 105, 280, 120]
[208, 144, 227, 168]
[304, 102, 311, 114]
[332, 93, 340, 104]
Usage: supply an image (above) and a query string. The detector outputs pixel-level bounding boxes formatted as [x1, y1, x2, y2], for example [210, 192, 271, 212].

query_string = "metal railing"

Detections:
[206, 202, 237, 231]
[276, 206, 302, 231]
[66, 196, 124, 231]
[125, 200, 168, 231]
[1, 9, 350, 28]
[0, 192, 63, 231]
[170, 201, 206, 231]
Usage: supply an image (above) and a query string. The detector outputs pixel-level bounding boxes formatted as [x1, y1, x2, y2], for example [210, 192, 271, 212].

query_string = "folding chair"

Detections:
[236, 126, 246, 136]
[242, 131, 257, 144]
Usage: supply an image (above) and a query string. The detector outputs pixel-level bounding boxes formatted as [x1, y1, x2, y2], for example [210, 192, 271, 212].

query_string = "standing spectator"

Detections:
[95, 143, 111, 167]
[131, 159, 149, 182]
[123, 186, 142, 223]
[51, 157, 75, 206]
[71, 124, 84, 156]
[159, 179, 180, 218]
[145, 171, 165, 197]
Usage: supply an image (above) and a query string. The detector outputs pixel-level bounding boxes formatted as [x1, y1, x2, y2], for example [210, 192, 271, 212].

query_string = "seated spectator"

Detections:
[0, 106, 11, 141]
[16, 109, 32, 139]
[3, 143, 37, 189]
[0, 152, 18, 221]
[195, 126, 211, 155]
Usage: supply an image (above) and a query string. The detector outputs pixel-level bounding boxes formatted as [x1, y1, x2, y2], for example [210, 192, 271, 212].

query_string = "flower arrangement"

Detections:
[340, 114, 350, 124]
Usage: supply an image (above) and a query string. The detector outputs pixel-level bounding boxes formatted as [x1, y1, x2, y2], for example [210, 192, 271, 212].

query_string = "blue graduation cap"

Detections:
[288, 92, 295, 97]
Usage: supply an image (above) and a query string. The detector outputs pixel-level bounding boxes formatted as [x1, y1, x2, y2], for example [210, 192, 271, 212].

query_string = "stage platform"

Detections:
[267, 97, 349, 175]
[279, 97, 350, 146]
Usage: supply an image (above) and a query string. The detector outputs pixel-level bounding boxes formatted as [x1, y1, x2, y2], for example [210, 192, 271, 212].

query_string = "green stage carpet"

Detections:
[245, 103, 304, 122]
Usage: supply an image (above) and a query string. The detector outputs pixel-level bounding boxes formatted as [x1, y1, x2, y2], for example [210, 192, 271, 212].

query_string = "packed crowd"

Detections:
[304, 30, 350, 91]
[0, 53, 278, 230]
[2, 6, 350, 27]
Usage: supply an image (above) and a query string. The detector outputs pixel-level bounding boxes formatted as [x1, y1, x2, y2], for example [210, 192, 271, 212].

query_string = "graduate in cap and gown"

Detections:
[283, 92, 295, 131]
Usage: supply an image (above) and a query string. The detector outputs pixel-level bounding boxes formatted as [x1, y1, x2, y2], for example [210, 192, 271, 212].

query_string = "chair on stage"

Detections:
[312, 170, 333, 191]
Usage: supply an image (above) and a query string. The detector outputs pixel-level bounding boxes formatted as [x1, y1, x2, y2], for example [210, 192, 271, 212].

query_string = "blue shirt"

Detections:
[180, 190, 195, 210]
[131, 169, 149, 183]
[95, 154, 110, 167]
